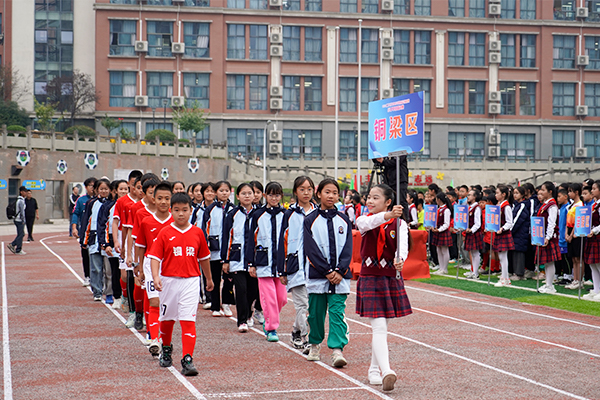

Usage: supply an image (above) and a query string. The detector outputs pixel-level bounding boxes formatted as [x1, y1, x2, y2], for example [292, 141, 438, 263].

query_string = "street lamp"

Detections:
[162, 99, 169, 129]
[151, 107, 156, 130]
[263, 120, 272, 187]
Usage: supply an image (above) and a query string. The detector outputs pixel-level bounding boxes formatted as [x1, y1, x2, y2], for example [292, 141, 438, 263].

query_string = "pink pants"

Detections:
[258, 277, 288, 331]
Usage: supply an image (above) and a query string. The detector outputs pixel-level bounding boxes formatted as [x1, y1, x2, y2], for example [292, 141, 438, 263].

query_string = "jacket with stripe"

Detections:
[82, 197, 108, 254]
[247, 206, 285, 278]
[98, 198, 117, 257]
[202, 200, 234, 261]
[221, 205, 255, 273]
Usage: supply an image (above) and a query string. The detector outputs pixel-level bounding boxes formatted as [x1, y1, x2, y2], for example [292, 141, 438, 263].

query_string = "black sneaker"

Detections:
[134, 312, 144, 330]
[159, 344, 173, 368]
[181, 354, 198, 376]
[291, 331, 304, 349]
[557, 279, 572, 286]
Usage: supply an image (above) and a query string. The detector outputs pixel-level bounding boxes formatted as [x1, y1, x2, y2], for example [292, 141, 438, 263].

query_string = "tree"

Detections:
[45, 70, 99, 126]
[0, 65, 30, 103]
[34, 99, 62, 131]
[0, 101, 30, 127]
[100, 114, 122, 136]
[172, 101, 209, 141]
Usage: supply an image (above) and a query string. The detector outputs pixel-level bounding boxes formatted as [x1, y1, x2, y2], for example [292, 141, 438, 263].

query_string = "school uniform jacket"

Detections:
[191, 200, 213, 226]
[97, 198, 117, 256]
[511, 200, 530, 253]
[408, 204, 418, 228]
[277, 203, 316, 291]
[221, 205, 255, 273]
[82, 197, 108, 254]
[304, 208, 353, 295]
[247, 206, 285, 278]
[202, 200, 234, 261]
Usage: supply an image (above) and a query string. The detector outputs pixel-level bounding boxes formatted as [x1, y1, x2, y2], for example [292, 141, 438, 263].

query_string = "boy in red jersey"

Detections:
[149, 192, 213, 376]
[135, 181, 173, 356]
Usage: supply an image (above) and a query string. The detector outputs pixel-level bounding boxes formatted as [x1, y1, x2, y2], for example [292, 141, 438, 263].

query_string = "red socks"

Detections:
[491, 259, 500, 272]
[133, 284, 144, 315]
[159, 320, 175, 346]
[143, 292, 149, 331]
[180, 321, 196, 357]
[148, 306, 160, 340]
[120, 278, 128, 298]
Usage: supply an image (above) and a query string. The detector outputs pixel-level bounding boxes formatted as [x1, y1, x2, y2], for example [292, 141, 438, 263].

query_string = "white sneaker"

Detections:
[82, 277, 90, 287]
[494, 278, 511, 287]
[238, 323, 249, 333]
[125, 313, 136, 328]
[368, 369, 383, 385]
[463, 271, 473, 278]
[430, 265, 440, 271]
[212, 310, 224, 317]
[592, 292, 600, 302]
[307, 344, 320, 361]
[538, 284, 557, 294]
[432, 270, 446, 275]
[148, 338, 160, 356]
[222, 304, 233, 317]
[584, 280, 594, 286]
[111, 298, 122, 310]
[202, 302, 212, 310]
[247, 318, 254, 327]
[331, 349, 347, 368]
[382, 371, 397, 391]
[467, 273, 479, 280]
[565, 280, 580, 290]
[582, 291, 599, 300]
[253, 310, 265, 325]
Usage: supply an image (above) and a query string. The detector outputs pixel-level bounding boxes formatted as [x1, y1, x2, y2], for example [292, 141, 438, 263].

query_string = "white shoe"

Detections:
[467, 273, 479, 280]
[111, 298, 122, 310]
[430, 265, 440, 271]
[212, 310, 224, 317]
[565, 280, 580, 290]
[202, 302, 212, 310]
[368, 370, 383, 385]
[148, 338, 160, 356]
[432, 270, 446, 275]
[222, 304, 233, 317]
[538, 284, 557, 294]
[584, 280, 594, 286]
[253, 310, 265, 325]
[582, 290, 600, 300]
[331, 349, 347, 368]
[125, 313, 136, 328]
[382, 371, 397, 391]
[247, 318, 254, 327]
[307, 344, 320, 361]
[494, 278, 511, 287]
[82, 277, 90, 287]
[238, 323, 249, 333]
[463, 271, 473, 278]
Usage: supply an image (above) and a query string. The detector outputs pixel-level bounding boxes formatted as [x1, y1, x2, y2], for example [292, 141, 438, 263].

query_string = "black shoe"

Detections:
[7, 244, 16, 254]
[291, 331, 304, 349]
[134, 312, 144, 330]
[556, 279, 572, 286]
[181, 354, 198, 376]
[159, 344, 173, 368]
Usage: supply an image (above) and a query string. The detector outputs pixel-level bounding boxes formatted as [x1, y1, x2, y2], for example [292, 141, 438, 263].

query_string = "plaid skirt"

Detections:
[356, 275, 412, 319]
[584, 235, 600, 265]
[535, 238, 561, 265]
[431, 230, 452, 247]
[492, 231, 515, 252]
[464, 230, 484, 251]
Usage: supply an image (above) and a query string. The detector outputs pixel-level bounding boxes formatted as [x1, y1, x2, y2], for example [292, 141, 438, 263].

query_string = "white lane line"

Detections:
[346, 317, 591, 400]
[40, 235, 207, 400]
[2, 243, 13, 400]
[405, 285, 600, 330]
[206, 387, 363, 398]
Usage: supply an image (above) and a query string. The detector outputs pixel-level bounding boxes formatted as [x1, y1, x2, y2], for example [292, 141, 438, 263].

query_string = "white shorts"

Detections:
[120, 242, 135, 271]
[143, 257, 160, 299]
[159, 276, 200, 322]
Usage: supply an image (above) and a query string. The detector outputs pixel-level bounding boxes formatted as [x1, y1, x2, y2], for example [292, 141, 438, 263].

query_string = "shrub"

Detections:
[64, 125, 96, 137]
[145, 129, 176, 143]
[179, 138, 190, 144]
[7, 125, 26, 132]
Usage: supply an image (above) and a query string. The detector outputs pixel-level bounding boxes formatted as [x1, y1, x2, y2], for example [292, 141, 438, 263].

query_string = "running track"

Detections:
[2, 232, 600, 400]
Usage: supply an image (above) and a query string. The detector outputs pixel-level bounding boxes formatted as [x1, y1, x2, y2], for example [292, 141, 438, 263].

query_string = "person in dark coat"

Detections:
[24, 190, 39, 241]
[510, 186, 530, 280]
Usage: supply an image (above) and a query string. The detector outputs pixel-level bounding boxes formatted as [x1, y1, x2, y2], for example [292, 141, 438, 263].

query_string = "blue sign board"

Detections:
[367, 92, 425, 159]
[0, 179, 6, 190]
[424, 204, 438, 229]
[24, 180, 46, 190]
[454, 205, 468, 231]
[485, 205, 500, 232]
[575, 206, 592, 238]
[531, 217, 545, 246]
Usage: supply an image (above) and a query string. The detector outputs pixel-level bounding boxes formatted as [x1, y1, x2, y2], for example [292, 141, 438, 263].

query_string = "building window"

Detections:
[182, 0, 210, 6]
[226, 75, 245, 110]
[500, 82, 516, 115]
[249, 0, 268, 9]
[585, 83, 600, 116]
[393, 79, 430, 113]
[283, 76, 301, 111]
[109, 71, 136, 107]
[449, 0, 465, 16]
[183, 73, 210, 109]
[393, 79, 410, 97]
[147, 21, 173, 57]
[520, 35, 536, 67]
[119, 122, 137, 138]
[394, 30, 410, 64]
[468, 81, 485, 115]
[146, 122, 173, 134]
[110, 0, 139, 3]
[414, 79, 431, 113]
[500, 0, 516, 18]
[520, 82, 536, 116]
[362, 29, 378, 63]
[147, 72, 173, 109]
[227, 129, 263, 158]
[228, 0, 244, 7]
[448, 80, 464, 114]
[283, 26, 301, 61]
[227, 24, 245, 59]
[448, 132, 485, 160]
[394, 0, 409, 14]
[585, 36, 600, 69]
[304, 77, 322, 111]
[340, 77, 356, 112]
[501, 133, 535, 160]
[469, 33, 485, 66]
[109, 20, 136, 56]
[554, 0, 576, 20]
[361, 0, 378, 13]
[553, 130, 575, 158]
[469, 0, 485, 17]
[553, 35, 576, 69]
[339, 130, 367, 161]
[183, 22, 210, 58]
[249, 75, 267, 110]
[182, 125, 210, 145]
[585, 130, 600, 158]
[500, 34, 516, 67]
[340, 28, 357, 62]
[146, 0, 173, 4]
[414, 31, 431, 64]
[589, 0, 600, 21]
[361, 78, 378, 111]
[283, 0, 300, 10]
[282, 130, 321, 160]
[415, 0, 431, 15]
[552, 83, 575, 116]
[249, 25, 268, 60]
[340, 0, 357, 12]
[520, 0, 536, 19]
[448, 32, 465, 66]
[304, 27, 322, 61]
[305, 0, 322, 11]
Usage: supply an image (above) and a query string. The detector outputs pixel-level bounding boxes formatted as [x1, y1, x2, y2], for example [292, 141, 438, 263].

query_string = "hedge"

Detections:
[64, 125, 96, 137]
[145, 129, 177, 142]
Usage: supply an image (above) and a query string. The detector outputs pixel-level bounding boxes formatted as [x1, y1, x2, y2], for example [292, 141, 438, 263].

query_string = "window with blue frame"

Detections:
[414, 0, 431, 15]
[500, 82, 516, 115]
[147, 21, 173, 57]
[361, 0, 378, 13]
[554, 0, 575, 20]
[585, 130, 600, 158]
[553, 35, 576, 68]
[500, 0, 516, 18]
[249, 0, 267, 9]
[109, 71, 136, 107]
[146, 123, 173, 136]
[340, 28, 357, 62]
[283, 76, 301, 111]
[553, 83, 575, 116]
[304, 77, 322, 111]
[227, 24, 245, 59]
[340, 0, 357, 12]
[414, 79, 431, 113]
[414, 31, 431, 64]
[249, 75, 267, 110]
[394, 0, 409, 14]
[227, 0, 245, 7]
[393, 79, 410, 97]
[362, 29, 378, 63]
[394, 30, 410, 64]
[119, 122, 137, 138]
[340, 77, 357, 112]
[361, 78, 378, 112]
[469, 0, 485, 17]
[283, 0, 300, 10]
[181, 125, 210, 145]
[249, 25, 268, 60]
[110, 20, 136, 56]
[500, 34, 516, 67]
[227, 128, 264, 158]
[520, 35, 536, 67]
[282, 130, 321, 160]
[304, 27, 322, 61]
[147, 72, 173, 108]
[448, 132, 485, 160]
[448, 80, 464, 114]
[408, 131, 430, 159]
[448, 32, 465, 66]
[585, 36, 600, 69]
[589, 0, 600, 22]
[339, 130, 368, 161]
[182, 0, 210, 6]
[227, 75, 245, 110]
[183, 73, 210, 109]
[183, 22, 210, 58]
[146, 0, 173, 5]
[305, 0, 322, 11]
[468, 81, 485, 115]
[520, 82, 536, 116]
[520, 0, 536, 19]
[500, 133, 535, 161]
[449, 0, 465, 16]
[552, 130, 575, 158]
[585, 83, 600, 116]
[469, 33, 485, 66]
[283, 26, 301, 61]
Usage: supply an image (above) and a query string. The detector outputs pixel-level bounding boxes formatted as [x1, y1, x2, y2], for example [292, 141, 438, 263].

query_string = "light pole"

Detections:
[263, 120, 272, 187]
[152, 107, 156, 129]
[162, 99, 168, 129]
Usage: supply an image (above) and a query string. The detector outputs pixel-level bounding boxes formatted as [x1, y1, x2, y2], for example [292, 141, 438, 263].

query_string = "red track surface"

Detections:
[2, 232, 600, 400]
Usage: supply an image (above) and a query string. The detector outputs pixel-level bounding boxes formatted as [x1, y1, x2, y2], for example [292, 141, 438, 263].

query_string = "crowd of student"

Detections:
[69, 171, 411, 391]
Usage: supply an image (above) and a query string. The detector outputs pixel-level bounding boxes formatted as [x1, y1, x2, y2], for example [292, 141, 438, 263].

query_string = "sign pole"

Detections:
[488, 232, 494, 286]
[579, 238, 584, 300]
[535, 246, 540, 292]
[395, 154, 401, 280]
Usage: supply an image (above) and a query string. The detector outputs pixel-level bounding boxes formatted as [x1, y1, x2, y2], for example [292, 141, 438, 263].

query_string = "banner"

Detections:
[24, 180, 46, 190]
[531, 217, 545, 246]
[0, 179, 7, 190]
[454, 204, 468, 231]
[575, 206, 592, 237]
[424, 204, 438, 229]
[485, 205, 500, 232]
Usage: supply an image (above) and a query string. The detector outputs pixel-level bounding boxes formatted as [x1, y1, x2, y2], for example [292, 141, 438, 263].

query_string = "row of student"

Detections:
[71, 172, 412, 391]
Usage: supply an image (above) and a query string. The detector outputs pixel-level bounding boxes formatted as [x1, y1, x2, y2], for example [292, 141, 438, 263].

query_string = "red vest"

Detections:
[537, 199, 559, 238]
[499, 200, 509, 226]
[360, 218, 398, 277]
[437, 205, 447, 229]
[468, 203, 478, 229]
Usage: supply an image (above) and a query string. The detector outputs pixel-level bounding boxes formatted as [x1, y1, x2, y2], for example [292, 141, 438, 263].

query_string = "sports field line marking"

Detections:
[40, 235, 207, 400]
[2, 243, 14, 400]
[404, 284, 600, 330]
[206, 386, 363, 398]
[346, 317, 591, 400]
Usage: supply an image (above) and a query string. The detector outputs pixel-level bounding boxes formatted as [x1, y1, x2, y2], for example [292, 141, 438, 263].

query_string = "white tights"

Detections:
[590, 263, 600, 293]
[545, 261, 555, 287]
[369, 318, 391, 377]
[499, 251, 509, 280]
[436, 246, 450, 273]
[470, 251, 481, 275]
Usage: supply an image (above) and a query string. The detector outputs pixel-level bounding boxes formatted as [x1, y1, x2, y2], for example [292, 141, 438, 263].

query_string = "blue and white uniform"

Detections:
[202, 200, 234, 261]
[247, 206, 285, 278]
[221, 205, 254, 272]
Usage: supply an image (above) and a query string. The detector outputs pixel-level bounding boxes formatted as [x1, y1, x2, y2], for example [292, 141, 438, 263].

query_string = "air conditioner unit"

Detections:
[576, 105, 588, 116]
[269, 143, 282, 154]
[489, 91, 501, 102]
[382, 49, 394, 60]
[270, 98, 282, 110]
[270, 45, 283, 57]
[489, 0, 500, 3]
[270, 86, 283, 97]
[576, 147, 588, 158]
[489, 52, 501, 64]
[270, 130, 282, 142]
[270, 32, 282, 44]
[488, 146, 500, 157]
[172, 42, 185, 54]
[577, 7, 589, 18]
[489, 133, 501, 145]
[577, 55, 589, 67]
[489, 40, 501, 52]
[382, 88, 394, 99]
[382, 37, 393, 48]
[489, 4, 501, 16]
[135, 95, 148, 107]
[489, 103, 500, 114]
[135, 41, 148, 52]
[269, 0, 282, 6]
[381, 0, 394, 12]
[171, 96, 185, 107]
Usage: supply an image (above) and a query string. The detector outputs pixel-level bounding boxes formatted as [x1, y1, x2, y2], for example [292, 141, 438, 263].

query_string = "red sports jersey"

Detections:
[113, 194, 136, 230]
[148, 224, 211, 278]
[123, 198, 141, 229]
[131, 203, 152, 239]
[135, 213, 173, 256]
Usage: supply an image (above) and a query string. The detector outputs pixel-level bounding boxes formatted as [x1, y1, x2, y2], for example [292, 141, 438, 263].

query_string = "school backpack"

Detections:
[6, 200, 17, 220]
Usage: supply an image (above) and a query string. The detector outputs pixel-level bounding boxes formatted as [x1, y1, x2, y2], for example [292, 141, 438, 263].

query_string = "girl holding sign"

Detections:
[566, 183, 584, 290]
[464, 190, 483, 279]
[536, 181, 561, 294]
[431, 192, 453, 275]
[584, 181, 600, 300]
[493, 185, 515, 287]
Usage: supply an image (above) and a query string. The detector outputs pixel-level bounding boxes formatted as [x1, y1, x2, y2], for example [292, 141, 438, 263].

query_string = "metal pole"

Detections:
[396, 155, 401, 280]
[357, 19, 362, 192]
[334, 27, 340, 180]
[488, 232, 494, 286]
[535, 246, 540, 292]
[578, 238, 584, 299]
[263, 120, 272, 188]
